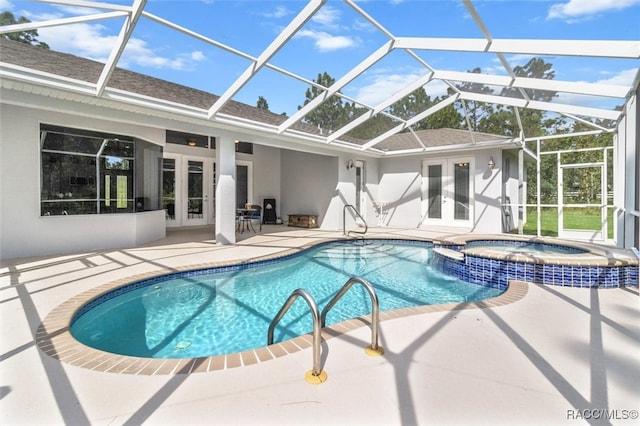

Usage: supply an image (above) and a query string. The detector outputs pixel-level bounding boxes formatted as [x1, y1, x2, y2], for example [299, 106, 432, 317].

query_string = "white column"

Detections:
[215, 136, 236, 244]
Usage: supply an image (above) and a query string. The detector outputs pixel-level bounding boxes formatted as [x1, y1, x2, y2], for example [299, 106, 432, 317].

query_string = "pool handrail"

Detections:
[343, 204, 368, 237]
[267, 288, 323, 378]
[320, 276, 382, 354]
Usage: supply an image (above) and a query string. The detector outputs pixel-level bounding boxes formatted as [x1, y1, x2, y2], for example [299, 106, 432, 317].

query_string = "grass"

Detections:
[520, 207, 614, 239]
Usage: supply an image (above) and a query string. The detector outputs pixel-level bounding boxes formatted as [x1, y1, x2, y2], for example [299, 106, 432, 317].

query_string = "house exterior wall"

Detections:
[473, 149, 504, 233]
[378, 157, 423, 228]
[0, 103, 166, 260]
[247, 144, 281, 216]
[615, 88, 639, 249]
[377, 150, 503, 233]
[280, 150, 338, 228]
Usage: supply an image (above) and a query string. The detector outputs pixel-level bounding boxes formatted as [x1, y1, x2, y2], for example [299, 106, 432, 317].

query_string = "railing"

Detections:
[343, 204, 368, 237]
[267, 277, 383, 384]
[267, 288, 323, 381]
[320, 277, 382, 355]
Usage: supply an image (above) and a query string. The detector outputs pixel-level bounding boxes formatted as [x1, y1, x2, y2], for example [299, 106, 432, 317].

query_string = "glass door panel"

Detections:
[422, 158, 473, 227]
[355, 160, 366, 223]
[186, 159, 206, 226]
[162, 158, 176, 223]
[427, 164, 442, 219]
[236, 165, 248, 208]
[453, 162, 470, 220]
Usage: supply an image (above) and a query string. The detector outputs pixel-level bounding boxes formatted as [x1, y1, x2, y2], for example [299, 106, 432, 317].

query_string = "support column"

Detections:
[216, 136, 236, 244]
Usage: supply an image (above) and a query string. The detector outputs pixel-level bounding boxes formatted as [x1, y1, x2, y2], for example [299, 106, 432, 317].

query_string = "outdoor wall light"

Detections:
[488, 156, 496, 170]
[346, 159, 354, 170]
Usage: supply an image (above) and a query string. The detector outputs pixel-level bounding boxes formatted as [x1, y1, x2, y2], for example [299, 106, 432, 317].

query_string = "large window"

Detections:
[40, 124, 162, 216]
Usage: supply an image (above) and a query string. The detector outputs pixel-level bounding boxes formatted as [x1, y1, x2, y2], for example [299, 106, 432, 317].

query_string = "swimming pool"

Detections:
[70, 240, 503, 359]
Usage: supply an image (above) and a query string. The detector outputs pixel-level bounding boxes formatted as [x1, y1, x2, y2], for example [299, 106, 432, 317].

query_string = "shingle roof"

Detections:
[1, 38, 511, 152]
[0, 38, 319, 134]
[376, 128, 511, 151]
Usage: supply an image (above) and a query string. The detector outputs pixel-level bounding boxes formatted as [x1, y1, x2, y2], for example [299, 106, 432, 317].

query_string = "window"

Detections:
[40, 124, 162, 216]
[166, 130, 215, 149]
[235, 141, 253, 154]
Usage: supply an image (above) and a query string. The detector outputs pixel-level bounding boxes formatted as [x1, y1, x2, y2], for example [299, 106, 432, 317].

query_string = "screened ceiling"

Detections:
[1, 0, 639, 155]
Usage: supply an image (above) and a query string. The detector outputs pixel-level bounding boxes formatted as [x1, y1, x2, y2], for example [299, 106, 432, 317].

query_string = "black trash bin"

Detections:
[263, 198, 277, 224]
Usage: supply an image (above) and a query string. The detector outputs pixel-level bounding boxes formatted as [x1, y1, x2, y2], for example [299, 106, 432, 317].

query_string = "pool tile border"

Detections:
[431, 234, 639, 289]
[36, 237, 529, 376]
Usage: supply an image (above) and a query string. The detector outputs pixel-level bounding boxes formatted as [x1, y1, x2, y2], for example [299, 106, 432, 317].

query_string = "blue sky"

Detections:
[2, 0, 639, 116]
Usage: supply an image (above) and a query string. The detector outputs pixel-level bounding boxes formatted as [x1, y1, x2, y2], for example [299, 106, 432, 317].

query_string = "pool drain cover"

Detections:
[175, 340, 192, 350]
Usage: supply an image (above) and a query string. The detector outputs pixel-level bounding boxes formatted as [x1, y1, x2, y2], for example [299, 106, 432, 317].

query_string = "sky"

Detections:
[2, 0, 639, 118]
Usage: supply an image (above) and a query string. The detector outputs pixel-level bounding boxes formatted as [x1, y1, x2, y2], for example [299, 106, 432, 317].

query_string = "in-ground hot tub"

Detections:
[431, 235, 638, 289]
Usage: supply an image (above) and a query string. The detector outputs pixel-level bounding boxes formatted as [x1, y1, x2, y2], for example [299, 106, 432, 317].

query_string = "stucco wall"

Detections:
[0, 103, 166, 259]
[377, 150, 503, 233]
[378, 157, 423, 228]
[280, 150, 339, 228]
[245, 144, 281, 217]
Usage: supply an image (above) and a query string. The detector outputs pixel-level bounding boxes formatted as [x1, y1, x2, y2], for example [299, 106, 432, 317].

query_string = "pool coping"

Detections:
[36, 236, 531, 376]
[434, 233, 639, 267]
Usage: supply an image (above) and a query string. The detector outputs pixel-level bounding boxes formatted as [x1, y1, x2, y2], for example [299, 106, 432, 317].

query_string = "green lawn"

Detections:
[520, 207, 614, 238]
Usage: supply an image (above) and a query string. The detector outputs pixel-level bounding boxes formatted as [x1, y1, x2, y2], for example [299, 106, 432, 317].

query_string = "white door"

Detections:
[355, 160, 366, 223]
[162, 154, 214, 227]
[421, 157, 474, 227]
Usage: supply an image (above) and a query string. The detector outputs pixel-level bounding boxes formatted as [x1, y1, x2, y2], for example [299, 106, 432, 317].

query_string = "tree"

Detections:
[256, 96, 269, 111]
[389, 87, 433, 124]
[1, 11, 49, 49]
[501, 58, 559, 138]
[424, 95, 464, 130]
[454, 67, 494, 132]
[299, 72, 349, 134]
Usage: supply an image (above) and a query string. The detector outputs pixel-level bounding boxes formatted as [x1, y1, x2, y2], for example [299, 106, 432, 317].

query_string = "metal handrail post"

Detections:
[320, 277, 382, 354]
[268, 288, 323, 378]
[343, 204, 368, 237]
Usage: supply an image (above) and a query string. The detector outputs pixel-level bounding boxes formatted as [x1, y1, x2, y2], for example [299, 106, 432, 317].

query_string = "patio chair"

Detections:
[240, 204, 262, 232]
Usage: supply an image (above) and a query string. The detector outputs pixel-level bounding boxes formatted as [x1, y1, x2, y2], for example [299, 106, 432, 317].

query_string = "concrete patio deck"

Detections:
[1, 226, 638, 425]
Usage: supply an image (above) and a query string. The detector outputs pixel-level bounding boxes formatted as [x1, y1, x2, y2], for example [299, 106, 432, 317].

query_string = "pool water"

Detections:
[465, 240, 586, 255]
[71, 240, 503, 359]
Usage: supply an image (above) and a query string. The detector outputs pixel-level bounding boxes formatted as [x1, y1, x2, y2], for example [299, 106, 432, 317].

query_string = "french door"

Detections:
[421, 157, 474, 227]
[162, 154, 215, 227]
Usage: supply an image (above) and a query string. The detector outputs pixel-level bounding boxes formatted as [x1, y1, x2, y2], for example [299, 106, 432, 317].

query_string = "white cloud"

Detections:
[312, 6, 341, 29]
[547, 0, 640, 21]
[261, 6, 290, 19]
[0, 0, 13, 11]
[191, 51, 205, 61]
[547, 68, 636, 110]
[350, 69, 427, 106]
[296, 29, 358, 52]
[39, 24, 116, 61]
[38, 23, 205, 71]
[592, 68, 637, 86]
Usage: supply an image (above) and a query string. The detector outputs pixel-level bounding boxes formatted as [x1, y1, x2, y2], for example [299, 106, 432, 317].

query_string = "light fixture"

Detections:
[187, 139, 196, 147]
[488, 156, 495, 170]
[346, 159, 354, 170]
